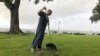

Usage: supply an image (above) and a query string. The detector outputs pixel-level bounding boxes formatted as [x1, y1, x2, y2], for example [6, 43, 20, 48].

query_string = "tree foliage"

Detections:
[90, 0, 100, 23]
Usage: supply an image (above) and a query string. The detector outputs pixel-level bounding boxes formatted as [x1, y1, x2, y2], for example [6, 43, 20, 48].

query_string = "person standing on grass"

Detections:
[31, 6, 52, 52]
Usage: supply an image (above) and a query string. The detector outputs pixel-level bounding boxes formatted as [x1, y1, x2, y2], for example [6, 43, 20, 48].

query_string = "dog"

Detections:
[46, 43, 57, 51]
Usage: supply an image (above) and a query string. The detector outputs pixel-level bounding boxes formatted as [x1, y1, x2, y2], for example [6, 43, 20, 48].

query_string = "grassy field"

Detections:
[0, 34, 100, 56]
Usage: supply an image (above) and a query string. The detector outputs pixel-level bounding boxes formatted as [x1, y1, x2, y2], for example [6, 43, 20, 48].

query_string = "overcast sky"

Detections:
[0, 0, 100, 32]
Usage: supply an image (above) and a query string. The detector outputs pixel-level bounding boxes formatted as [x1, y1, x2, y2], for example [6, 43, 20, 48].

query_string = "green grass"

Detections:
[0, 34, 100, 56]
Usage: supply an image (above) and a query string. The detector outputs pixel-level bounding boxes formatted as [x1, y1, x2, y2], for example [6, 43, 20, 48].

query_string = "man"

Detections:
[31, 6, 52, 52]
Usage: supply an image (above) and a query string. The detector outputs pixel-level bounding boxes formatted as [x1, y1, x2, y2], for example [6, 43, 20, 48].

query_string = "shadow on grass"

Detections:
[32, 49, 59, 56]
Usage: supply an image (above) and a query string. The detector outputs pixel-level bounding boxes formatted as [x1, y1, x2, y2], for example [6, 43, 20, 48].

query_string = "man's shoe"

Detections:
[31, 48, 36, 53]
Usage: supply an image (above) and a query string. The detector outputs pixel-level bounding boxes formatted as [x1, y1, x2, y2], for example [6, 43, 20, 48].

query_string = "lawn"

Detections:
[0, 33, 100, 56]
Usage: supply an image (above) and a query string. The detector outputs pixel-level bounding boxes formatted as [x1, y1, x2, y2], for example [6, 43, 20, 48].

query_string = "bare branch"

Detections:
[14, 0, 20, 9]
[4, 0, 13, 9]
[0, 0, 4, 2]
[34, 0, 53, 5]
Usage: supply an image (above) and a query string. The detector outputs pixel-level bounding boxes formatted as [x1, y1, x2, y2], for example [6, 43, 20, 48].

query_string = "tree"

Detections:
[0, 0, 53, 34]
[90, 0, 100, 23]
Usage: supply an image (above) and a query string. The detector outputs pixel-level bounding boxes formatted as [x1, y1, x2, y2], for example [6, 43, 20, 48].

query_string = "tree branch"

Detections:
[14, 0, 20, 9]
[0, 0, 4, 2]
[4, 0, 13, 9]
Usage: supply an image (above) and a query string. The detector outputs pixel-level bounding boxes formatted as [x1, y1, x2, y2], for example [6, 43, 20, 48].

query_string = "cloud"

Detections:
[51, 0, 97, 17]
[50, 13, 100, 32]
[0, 0, 98, 24]
[0, 0, 99, 32]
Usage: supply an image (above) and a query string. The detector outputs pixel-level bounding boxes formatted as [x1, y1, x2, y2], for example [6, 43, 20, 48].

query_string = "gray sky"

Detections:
[0, 0, 100, 32]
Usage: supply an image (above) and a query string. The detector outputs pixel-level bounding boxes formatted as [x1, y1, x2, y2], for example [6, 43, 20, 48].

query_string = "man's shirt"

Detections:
[36, 11, 49, 34]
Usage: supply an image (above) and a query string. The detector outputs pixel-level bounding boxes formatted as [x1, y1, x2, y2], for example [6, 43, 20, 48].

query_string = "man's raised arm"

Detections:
[38, 6, 47, 14]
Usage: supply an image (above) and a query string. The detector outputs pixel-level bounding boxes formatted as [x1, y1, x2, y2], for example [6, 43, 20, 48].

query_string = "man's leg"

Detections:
[31, 33, 44, 53]
[31, 34, 42, 52]
[32, 34, 42, 49]
[31, 34, 38, 52]
[32, 34, 37, 49]
[37, 33, 44, 49]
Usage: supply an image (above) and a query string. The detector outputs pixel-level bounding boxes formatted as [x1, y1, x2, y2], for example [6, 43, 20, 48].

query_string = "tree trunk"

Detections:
[8, 6, 23, 34]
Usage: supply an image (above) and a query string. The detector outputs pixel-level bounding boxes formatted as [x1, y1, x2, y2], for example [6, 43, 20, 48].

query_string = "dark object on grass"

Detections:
[46, 43, 57, 51]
